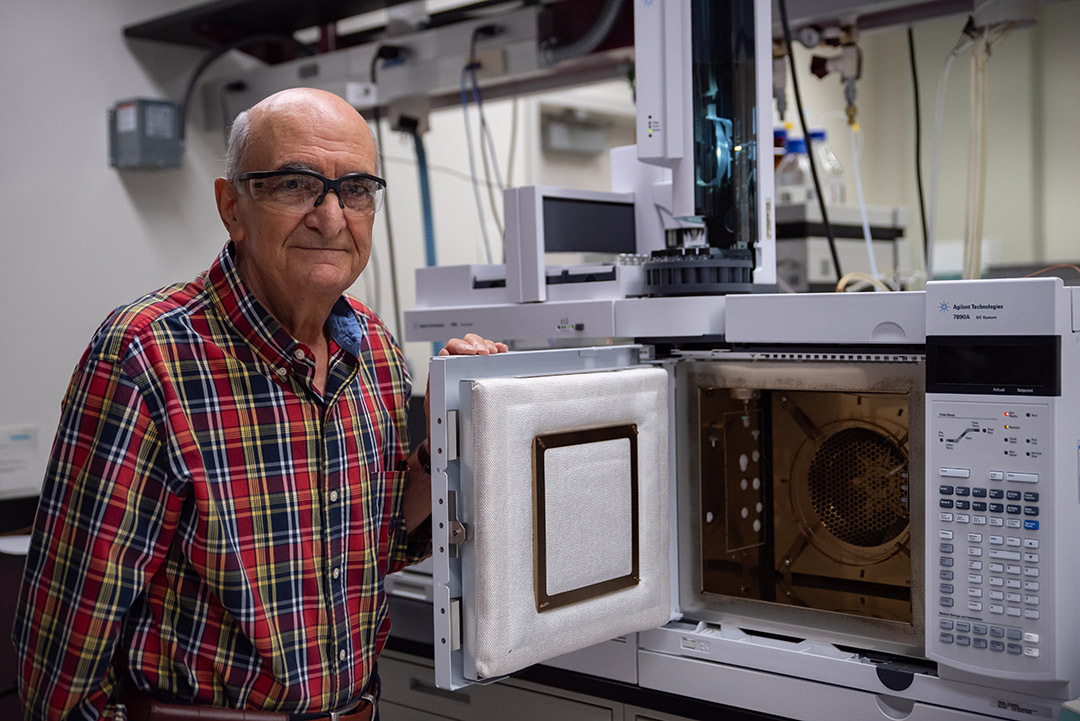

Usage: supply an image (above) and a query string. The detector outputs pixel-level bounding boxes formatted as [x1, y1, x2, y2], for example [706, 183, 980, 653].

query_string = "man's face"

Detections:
[216, 91, 378, 321]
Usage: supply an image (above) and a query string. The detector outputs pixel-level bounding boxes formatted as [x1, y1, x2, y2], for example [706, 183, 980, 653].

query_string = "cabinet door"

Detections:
[428, 346, 674, 690]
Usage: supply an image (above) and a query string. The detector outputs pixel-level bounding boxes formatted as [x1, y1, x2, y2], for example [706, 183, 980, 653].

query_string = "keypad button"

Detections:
[973, 624, 987, 635]
[972, 487, 988, 498]
[1006, 491, 1022, 501]
[940, 485, 955, 495]
[940, 619, 955, 630]
[1007, 519, 1023, 529]
[940, 557, 955, 567]
[1024, 595, 1040, 606]
[1024, 506, 1039, 517]
[989, 517, 1005, 527]
[1023, 520, 1040, 531]
[1005, 472, 1038, 483]
[940, 468, 971, 478]
[940, 570, 955, 580]
[968, 547, 983, 557]
[955, 487, 971, 496]
[989, 562, 1005, 573]
[989, 489, 1004, 499]
[1023, 632, 1039, 643]
[968, 574, 983, 584]
[1023, 538, 1039, 549]
[1006, 505, 1021, 515]
[990, 503, 1005, 513]
[990, 605, 1005, 615]
[941, 597, 954, 607]
[989, 471, 1005, 481]
[1006, 537, 1021, 547]
[1006, 579, 1021, 589]
[1023, 647, 1041, 658]
[990, 627, 1005, 638]
[966, 533, 982, 543]
[989, 549, 1021, 561]
[968, 588, 983, 598]
[955, 621, 970, 632]
[973, 516, 987, 525]
[941, 632, 954, 644]
[940, 512, 954, 522]
[990, 640, 1005, 652]
[968, 602, 983, 612]
[1023, 492, 1039, 503]
[955, 500, 971, 510]
[989, 535, 1004, 545]
[972, 502, 987, 512]
[957, 635, 971, 647]
[1024, 567, 1040, 578]
[1024, 609, 1040, 620]
[1024, 580, 1039, 591]
[940, 499, 954, 509]
[969, 561, 983, 570]
[973, 638, 988, 649]
[989, 577, 1004, 587]
[990, 591, 1004, 601]
[956, 514, 971, 524]
[1006, 593, 1021, 603]
[940, 583, 955, 594]
[1007, 643, 1023, 655]
[940, 543, 955, 553]
[1008, 565, 1023, 575]
[1024, 553, 1039, 563]
[1007, 607, 1022, 617]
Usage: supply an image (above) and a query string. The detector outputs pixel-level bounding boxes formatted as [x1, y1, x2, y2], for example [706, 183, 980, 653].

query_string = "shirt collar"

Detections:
[205, 242, 369, 372]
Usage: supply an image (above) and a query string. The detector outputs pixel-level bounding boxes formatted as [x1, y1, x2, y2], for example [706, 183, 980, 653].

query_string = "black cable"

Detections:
[179, 34, 315, 143]
[908, 26, 929, 273]
[777, 0, 843, 284]
[370, 47, 405, 339]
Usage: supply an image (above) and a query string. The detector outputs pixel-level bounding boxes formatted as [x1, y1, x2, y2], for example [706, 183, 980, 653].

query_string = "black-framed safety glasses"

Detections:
[238, 169, 386, 216]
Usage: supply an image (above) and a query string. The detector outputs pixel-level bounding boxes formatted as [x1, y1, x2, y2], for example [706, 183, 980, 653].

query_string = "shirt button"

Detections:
[330, 490, 339, 502]
[332, 567, 341, 579]
[339, 650, 347, 662]
[293, 348, 306, 360]
[275, 367, 287, 378]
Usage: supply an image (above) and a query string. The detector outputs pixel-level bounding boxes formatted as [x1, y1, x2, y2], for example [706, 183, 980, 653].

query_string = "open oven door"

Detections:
[426, 345, 676, 691]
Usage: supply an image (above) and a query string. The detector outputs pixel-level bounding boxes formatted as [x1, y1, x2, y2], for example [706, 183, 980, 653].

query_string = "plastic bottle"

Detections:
[773, 127, 787, 170]
[775, 137, 813, 205]
[808, 129, 845, 204]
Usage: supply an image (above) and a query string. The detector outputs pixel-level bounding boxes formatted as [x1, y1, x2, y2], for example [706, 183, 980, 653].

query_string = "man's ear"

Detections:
[215, 177, 246, 242]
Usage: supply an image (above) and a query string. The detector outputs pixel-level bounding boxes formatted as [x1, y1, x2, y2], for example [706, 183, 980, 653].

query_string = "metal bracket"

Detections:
[446, 489, 470, 558]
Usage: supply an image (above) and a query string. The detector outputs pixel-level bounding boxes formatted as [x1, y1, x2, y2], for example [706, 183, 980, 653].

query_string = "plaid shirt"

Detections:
[13, 243, 429, 720]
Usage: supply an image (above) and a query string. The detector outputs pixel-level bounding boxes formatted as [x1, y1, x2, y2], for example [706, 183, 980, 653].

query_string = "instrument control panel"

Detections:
[927, 400, 1052, 676]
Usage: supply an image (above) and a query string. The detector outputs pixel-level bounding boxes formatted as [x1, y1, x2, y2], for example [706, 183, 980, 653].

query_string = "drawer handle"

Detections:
[408, 678, 471, 704]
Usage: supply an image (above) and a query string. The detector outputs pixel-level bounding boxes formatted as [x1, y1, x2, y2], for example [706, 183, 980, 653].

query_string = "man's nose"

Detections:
[307, 190, 347, 235]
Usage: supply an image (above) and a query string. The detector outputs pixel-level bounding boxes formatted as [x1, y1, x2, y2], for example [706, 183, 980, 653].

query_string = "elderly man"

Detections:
[13, 88, 505, 721]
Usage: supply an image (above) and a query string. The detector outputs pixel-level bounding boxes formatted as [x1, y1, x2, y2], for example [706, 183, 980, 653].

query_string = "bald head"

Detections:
[225, 88, 376, 182]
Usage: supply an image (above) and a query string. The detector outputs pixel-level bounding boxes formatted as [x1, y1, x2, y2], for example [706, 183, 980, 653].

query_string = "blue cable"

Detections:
[412, 130, 437, 268]
[412, 128, 443, 356]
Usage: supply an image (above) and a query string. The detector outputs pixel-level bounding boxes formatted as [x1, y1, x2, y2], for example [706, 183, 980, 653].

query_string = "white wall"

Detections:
[0, 0, 252, 497]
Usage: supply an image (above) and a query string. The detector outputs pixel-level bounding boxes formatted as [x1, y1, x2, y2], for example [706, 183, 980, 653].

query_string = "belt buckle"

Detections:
[328, 693, 375, 721]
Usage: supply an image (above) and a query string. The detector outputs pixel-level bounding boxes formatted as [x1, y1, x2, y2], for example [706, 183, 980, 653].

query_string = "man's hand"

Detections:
[424, 334, 508, 431]
[439, 333, 510, 357]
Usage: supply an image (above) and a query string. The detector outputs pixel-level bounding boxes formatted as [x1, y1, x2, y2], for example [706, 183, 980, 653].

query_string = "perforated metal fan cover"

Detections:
[807, 427, 909, 548]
